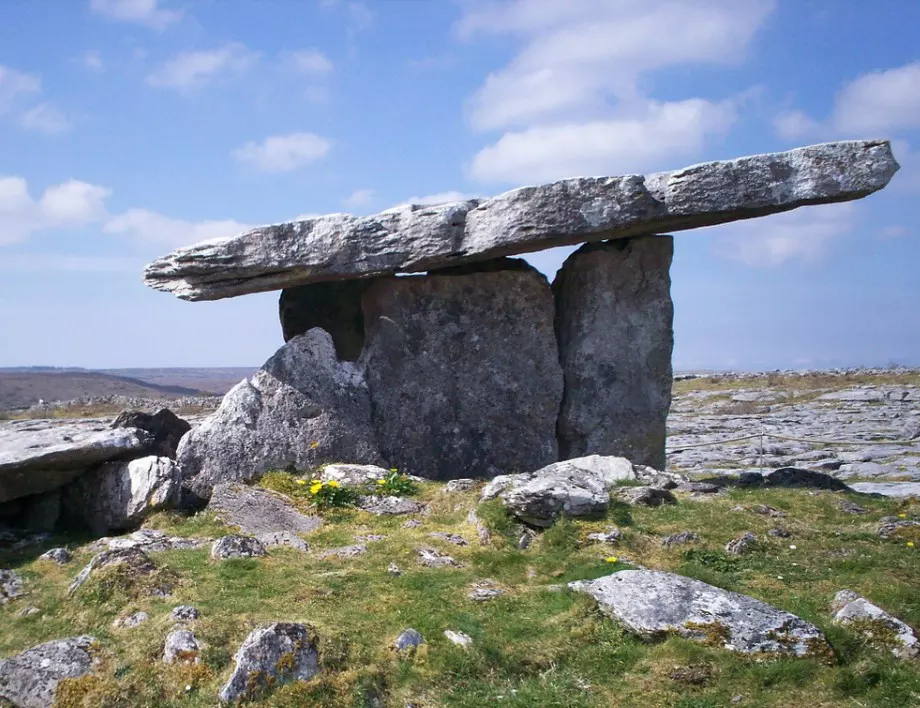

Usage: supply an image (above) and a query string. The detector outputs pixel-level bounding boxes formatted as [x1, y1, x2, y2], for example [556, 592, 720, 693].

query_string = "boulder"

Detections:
[68, 547, 161, 596]
[0, 636, 97, 708]
[615, 486, 677, 507]
[218, 623, 320, 704]
[39, 547, 72, 564]
[63, 455, 180, 534]
[554, 236, 674, 469]
[0, 423, 152, 503]
[361, 260, 562, 480]
[111, 409, 191, 459]
[171, 605, 201, 622]
[831, 589, 919, 659]
[763, 467, 851, 491]
[113, 611, 149, 629]
[163, 629, 201, 664]
[394, 628, 424, 652]
[570, 570, 830, 657]
[90, 528, 209, 554]
[177, 329, 384, 505]
[725, 532, 757, 556]
[357, 496, 424, 516]
[318, 463, 389, 488]
[143, 140, 899, 300]
[279, 280, 372, 360]
[211, 535, 267, 560]
[207, 483, 323, 536]
[1, 568, 23, 604]
[258, 531, 309, 551]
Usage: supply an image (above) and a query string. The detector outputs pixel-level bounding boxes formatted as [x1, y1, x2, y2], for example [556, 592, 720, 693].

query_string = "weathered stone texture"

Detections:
[554, 236, 674, 469]
[360, 260, 562, 480]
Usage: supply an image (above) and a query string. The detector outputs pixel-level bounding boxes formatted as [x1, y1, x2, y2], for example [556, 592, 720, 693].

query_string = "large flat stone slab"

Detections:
[207, 483, 323, 535]
[555, 236, 674, 469]
[144, 140, 898, 300]
[0, 421, 152, 503]
[360, 260, 562, 480]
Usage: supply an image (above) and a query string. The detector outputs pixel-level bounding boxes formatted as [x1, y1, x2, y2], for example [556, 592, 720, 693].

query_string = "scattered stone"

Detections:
[145, 140, 898, 300]
[616, 486, 677, 507]
[466, 509, 492, 546]
[355, 534, 386, 544]
[171, 605, 201, 622]
[417, 547, 459, 568]
[443, 630, 472, 647]
[218, 623, 319, 704]
[394, 628, 425, 652]
[751, 504, 786, 518]
[587, 529, 623, 545]
[177, 329, 384, 506]
[0, 635, 97, 708]
[257, 531, 309, 551]
[737, 472, 765, 487]
[877, 520, 920, 540]
[387, 562, 403, 577]
[674, 482, 721, 494]
[445, 479, 476, 493]
[661, 531, 700, 548]
[163, 629, 201, 664]
[831, 589, 919, 659]
[207, 483, 323, 536]
[851, 482, 920, 498]
[318, 544, 367, 559]
[358, 495, 424, 516]
[210, 535, 267, 560]
[468, 580, 504, 602]
[362, 260, 562, 480]
[113, 611, 149, 629]
[555, 236, 673, 469]
[570, 570, 830, 656]
[319, 463, 389, 488]
[764, 467, 851, 491]
[63, 455, 180, 534]
[1, 569, 23, 604]
[768, 527, 792, 538]
[16, 606, 40, 618]
[111, 409, 191, 459]
[669, 664, 712, 685]
[39, 547, 72, 564]
[68, 548, 159, 596]
[402, 519, 423, 529]
[92, 528, 209, 554]
[517, 531, 533, 550]
[429, 532, 468, 546]
[725, 532, 757, 556]
[837, 499, 868, 515]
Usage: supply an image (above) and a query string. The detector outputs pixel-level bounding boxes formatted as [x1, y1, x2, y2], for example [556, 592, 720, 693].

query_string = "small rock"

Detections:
[92, 528, 210, 553]
[725, 532, 757, 556]
[768, 527, 792, 538]
[318, 544, 367, 559]
[429, 532, 468, 546]
[257, 531, 309, 551]
[752, 504, 786, 518]
[417, 547, 459, 568]
[517, 530, 535, 550]
[661, 531, 700, 548]
[669, 664, 712, 685]
[674, 482, 721, 494]
[218, 623, 319, 704]
[731, 696, 743, 705]
[466, 510, 492, 546]
[16, 606, 40, 618]
[319, 463, 389, 488]
[764, 467, 850, 491]
[387, 562, 403, 577]
[444, 630, 472, 647]
[356, 534, 386, 543]
[587, 529, 623, 544]
[394, 628, 425, 652]
[445, 479, 476, 493]
[615, 486, 677, 507]
[1, 568, 23, 604]
[211, 535, 267, 560]
[878, 520, 920, 540]
[68, 547, 161, 596]
[163, 629, 201, 664]
[737, 472, 764, 487]
[402, 519, 423, 529]
[0, 636, 97, 708]
[831, 589, 919, 659]
[113, 611, 149, 629]
[358, 496, 424, 516]
[39, 547, 72, 564]
[837, 499, 868, 515]
[468, 580, 504, 602]
[171, 605, 201, 622]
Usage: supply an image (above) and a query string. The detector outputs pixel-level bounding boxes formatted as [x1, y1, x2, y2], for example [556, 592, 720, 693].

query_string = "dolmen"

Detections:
[143, 140, 899, 503]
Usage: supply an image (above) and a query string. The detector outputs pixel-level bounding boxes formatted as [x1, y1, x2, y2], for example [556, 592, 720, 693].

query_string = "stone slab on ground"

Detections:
[207, 483, 322, 536]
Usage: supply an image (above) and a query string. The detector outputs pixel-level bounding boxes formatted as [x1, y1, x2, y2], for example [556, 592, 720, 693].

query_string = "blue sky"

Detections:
[1, 0, 918, 371]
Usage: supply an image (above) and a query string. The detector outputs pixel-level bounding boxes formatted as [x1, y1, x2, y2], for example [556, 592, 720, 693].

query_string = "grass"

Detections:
[2, 483, 920, 707]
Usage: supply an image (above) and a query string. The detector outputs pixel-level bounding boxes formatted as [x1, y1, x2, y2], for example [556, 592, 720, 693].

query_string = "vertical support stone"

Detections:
[361, 259, 563, 480]
[553, 236, 674, 469]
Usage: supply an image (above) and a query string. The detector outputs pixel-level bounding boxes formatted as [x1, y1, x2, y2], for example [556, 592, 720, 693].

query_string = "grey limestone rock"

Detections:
[218, 623, 319, 704]
[171, 605, 201, 622]
[39, 547, 72, 564]
[211, 535, 267, 560]
[0, 635, 97, 708]
[68, 547, 160, 596]
[111, 408, 191, 459]
[661, 531, 700, 548]
[163, 629, 201, 664]
[394, 628, 424, 652]
[357, 495, 424, 516]
[319, 463, 389, 488]
[177, 329, 384, 505]
[1, 568, 23, 604]
[144, 140, 899, 300]
[444, 630, 473, 647]
[207, 483, 322, 536]
[554, 236, 674, 469]
[361, 259, 562, 480]
[615, 486, 677, 507]
[257, 531, 309, 551]
[570, 570, 830, 656]
[317, 544, 367, 559]
[113, 611, 149, 629]
[417, 547, 459, 568]
[725, 532, 757, 556]
[831, 589, 919, 659]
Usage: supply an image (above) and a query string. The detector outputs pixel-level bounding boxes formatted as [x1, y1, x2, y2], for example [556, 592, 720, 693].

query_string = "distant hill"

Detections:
[0, 367, 255, 410]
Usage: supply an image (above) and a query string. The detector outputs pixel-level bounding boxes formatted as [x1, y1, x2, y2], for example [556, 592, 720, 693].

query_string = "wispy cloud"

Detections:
[0, 65, 41, 114]
[78, 50, 105, 72]
[283, 49, 334, 75]
[89, 0, 183, 30]
[232, 132, 332, 173]
[104, 209, 252, 249]
[343, 188, 375, 208]
[146, 43, 259, 91]
[19, 103, 72, 134]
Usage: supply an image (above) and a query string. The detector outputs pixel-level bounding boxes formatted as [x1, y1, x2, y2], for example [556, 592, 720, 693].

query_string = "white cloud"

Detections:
[0, 65, 41, 114]
[232, 132, 331, 173]
[147, 44, 258, 91]
[79, 50, 104, 72]
[89, 0, 183, 30]
[773, 109, 822, 142]
[19, 103, 72, 134]
[104, 209, 252, 248]
[343, 189, 375, 208]
[878, 225, 909, 240]
[0, 177, 111, 246]
[833, 61, 920, 135]
[471, 98, 737, 183]
[711, 202, 856, 267]
[284, 49, 333, 75]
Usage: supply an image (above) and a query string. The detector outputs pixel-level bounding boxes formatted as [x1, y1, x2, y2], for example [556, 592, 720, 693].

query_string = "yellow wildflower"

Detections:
[310, 441, 319, 449]
[899, 513, 908, 519]
[605, 556, 618, 563]
[377, 479, 387, 485]
[296, 479, 307, 485]
[310, 483, 322, 494]
[327, 480, 340, 489]
[908, 542, 915, 548]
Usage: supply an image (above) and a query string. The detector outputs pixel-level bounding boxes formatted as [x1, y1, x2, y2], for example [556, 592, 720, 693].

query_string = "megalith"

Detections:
[554, 236, 674, 468]
[279, 280, 372, 361]
[360, 258, 563, 479]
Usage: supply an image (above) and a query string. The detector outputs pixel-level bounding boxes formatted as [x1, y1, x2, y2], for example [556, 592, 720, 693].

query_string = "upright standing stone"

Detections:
[361, 259, 563, 480]
[554, 236, 674, 469]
